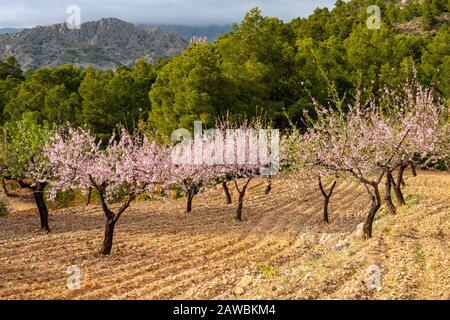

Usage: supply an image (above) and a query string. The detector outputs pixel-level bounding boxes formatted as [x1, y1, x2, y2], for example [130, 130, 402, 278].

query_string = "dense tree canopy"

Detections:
[149, 44, 230, 137]
[216, 8, 299, 126]
[0, 1, 448, 136]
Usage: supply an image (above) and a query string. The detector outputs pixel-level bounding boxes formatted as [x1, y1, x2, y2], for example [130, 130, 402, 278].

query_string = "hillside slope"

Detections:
[0, 171, 448, 299]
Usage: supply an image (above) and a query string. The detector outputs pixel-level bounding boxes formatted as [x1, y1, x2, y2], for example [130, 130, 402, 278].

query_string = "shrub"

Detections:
[50, 189, 94, 209]
[53, 189, 77, 208]
[0, 197, 9, 217]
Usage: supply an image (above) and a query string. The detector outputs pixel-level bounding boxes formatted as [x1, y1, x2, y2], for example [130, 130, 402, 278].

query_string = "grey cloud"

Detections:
[0, 0, 336, 27]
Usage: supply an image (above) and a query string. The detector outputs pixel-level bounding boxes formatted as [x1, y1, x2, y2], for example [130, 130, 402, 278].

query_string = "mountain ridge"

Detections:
[136, 24, 232, 42]
[0, 28, 23, 35]
[0, 18, 188, 70]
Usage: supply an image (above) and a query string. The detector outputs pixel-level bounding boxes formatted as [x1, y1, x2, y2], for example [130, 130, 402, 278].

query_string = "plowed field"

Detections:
[0, 171, 449, 299]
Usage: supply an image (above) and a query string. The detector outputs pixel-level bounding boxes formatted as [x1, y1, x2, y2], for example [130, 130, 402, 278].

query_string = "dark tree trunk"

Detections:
[236, 192, 245, 221]
[410, 161, 417, 177]
[15, 179, 50, 231]
[92, 177, 136, 256]
[363, 184, 381, 239]
[323, 197, 330, 224]
[234, 178, 252, 221]
[394, 184, 405, 206]
[264, 175, 272, 195]
[384, 171, 396, 214]
[318, 177, 337, 224]
[187, 192, 194, 213]
[185, 184, 200, 213]
[86, 187, 92, 206]
[222, 181, 232, 205]
[33, 182, 50, 232]
[394, 164, 407, 206]
[102, 219, 116, 255]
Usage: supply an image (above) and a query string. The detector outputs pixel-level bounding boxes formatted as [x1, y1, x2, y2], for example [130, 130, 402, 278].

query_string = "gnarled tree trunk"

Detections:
[17, 179, 50, 232]
[102, 219, 117, 255]
[234, 177, 252, 221]
[264, 175, 272, 195]
[384, 171, 396, 214]
[222, 181, 232, 205]
[363, 184, 381, 239]
[33, 182, 50, 232]
[185, 184, 200, 213]
[94, 180, 136, 255]
[85, 187, 92, 206]
[410, 161, 417, 177]
[187, 191, 195, 213]
[394, 163, 407, 206]
[318, 177, 337, 224]
[236, 193, 245, 221]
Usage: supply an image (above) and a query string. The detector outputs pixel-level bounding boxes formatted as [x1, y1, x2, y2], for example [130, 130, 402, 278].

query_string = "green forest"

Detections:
[0, 0, 449, 139]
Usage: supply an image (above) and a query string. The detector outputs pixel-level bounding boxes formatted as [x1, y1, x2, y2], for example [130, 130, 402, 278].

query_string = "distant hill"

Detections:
[0, 28, 22, 35]
[136, 24, 233, 42]
[0, 18, 188, 70]
[0, 24, 233, 42]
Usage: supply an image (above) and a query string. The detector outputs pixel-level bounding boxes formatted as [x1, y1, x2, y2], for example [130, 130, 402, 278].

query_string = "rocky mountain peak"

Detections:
[0, 18, 188, 70]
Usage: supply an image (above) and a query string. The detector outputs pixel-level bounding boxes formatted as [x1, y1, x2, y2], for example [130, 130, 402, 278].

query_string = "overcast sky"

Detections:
[0, 0, 337, 28]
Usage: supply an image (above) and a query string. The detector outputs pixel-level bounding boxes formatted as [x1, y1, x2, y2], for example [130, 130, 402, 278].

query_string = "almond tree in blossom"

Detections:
[421, 106, 449, 175]
[218, 174, 233, 205]
[294, 79, 447, 234]
[1, 112, 53, 231]
[305, 98, 415, 238]
[174, 160, 220, 213]
[439, 123, 450, 171]
[438, 123, 450, 169]
[45, 127, 171, 255]
[171, 126, 225, 213]
[230, 169, 259, 221]
[379, 82, 447, 210]
[216, 118, 276, 221]
[281, 127, 340, 224]
[177, 166, 212, 213]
